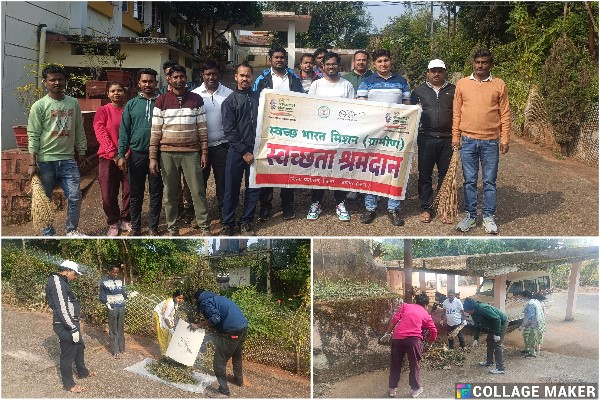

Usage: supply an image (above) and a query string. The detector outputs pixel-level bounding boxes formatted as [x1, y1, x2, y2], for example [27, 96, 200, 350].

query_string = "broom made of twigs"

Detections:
[432, 148, 460, 224]
[30, 174, 55, 230]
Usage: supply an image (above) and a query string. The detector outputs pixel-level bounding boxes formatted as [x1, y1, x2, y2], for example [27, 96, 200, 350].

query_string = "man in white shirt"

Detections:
[192, 61, 233, 221]
[306, 52, 355, 222]
[441, 290, 466, 349]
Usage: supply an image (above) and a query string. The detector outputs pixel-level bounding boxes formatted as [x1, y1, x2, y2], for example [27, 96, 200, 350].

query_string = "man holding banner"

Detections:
[254, 47, 304, 222]
[357, 49, 412, 227]
[306, 52, 355, 222]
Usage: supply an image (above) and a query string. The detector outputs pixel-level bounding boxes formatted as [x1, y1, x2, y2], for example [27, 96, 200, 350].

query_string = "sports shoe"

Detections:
[258, 207, 271, 222]
[388, 210, 404, 226]
[336, 202, 350, 221]
[457, 212, 476, 232]
[66, 230, 86, 237]
[119, 220, 132, 233]
[389, 388, 397, 398]
[411, 387, 424, 398]
[307, 202, 322, 220]
[282, 207, 296, 220]
[478, 361, 494, 366]
[221, 226, 235, 236]
[489, 368, 506, 374]
[483, 215, 499, 234]
[107, 224, 119, 236]
[360, 210, 376, 224]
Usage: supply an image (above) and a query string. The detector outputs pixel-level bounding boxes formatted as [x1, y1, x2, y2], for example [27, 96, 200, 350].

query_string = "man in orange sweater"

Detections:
[452, 49, 511, 234]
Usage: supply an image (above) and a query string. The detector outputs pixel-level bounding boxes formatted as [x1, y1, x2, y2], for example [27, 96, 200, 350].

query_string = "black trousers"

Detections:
[259, 187, 295, 212]
[213, 328, 248, 394]
[222, 148, 261, 227]
[202, 143, 228, 211]
[417, 134, 453, 211]
[54, 324, 89, 390]
[446, 323, 466, 349]
[311, 189, 347, 204]
[128, 150, 164, 231]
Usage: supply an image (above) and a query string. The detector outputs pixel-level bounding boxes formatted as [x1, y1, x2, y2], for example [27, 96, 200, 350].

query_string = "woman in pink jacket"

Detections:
[93, 81, 131, 236]
[384, 293, 437, 398]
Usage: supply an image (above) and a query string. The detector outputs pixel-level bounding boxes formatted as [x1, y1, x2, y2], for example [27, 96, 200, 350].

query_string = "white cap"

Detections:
[61, 260, 82, 275]
[428, 59, 446, 70]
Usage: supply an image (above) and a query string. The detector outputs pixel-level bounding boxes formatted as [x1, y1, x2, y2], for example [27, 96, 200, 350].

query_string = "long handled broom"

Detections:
[432, 148, 460, 224]
[30, 174, 55, 231]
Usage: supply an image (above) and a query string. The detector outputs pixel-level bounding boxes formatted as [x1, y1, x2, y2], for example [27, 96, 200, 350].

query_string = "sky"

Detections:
[364, 1, 407, 31]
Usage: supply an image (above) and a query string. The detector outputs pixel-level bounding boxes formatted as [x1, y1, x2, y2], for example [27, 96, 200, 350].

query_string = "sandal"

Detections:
[69, 385, 86, 393]
[420, 211, 432, 223]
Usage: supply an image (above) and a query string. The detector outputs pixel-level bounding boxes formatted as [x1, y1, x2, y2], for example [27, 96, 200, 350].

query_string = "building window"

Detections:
[152, 3, 165, 34]
[133, 1, 144, 21]
[121, 1, 128, 12]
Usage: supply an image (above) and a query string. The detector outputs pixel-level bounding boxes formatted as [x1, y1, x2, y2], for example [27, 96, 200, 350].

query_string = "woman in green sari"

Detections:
[519, 290, 546, 358]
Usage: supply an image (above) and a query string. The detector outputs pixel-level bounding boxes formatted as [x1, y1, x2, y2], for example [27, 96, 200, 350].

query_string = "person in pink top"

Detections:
[383, 293, 437, 398]
[93, 81, 131, 236]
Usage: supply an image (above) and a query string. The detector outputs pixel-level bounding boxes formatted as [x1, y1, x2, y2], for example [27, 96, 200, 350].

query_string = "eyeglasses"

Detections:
[324, 63, 339, 67]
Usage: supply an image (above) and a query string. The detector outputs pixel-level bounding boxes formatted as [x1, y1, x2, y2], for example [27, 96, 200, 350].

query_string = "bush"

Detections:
[314, 277, 394, 300]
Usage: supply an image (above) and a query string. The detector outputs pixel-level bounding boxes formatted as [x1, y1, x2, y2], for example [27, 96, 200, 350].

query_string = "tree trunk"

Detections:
[96, 239, 103, 274]
[403, 239, 413, 304]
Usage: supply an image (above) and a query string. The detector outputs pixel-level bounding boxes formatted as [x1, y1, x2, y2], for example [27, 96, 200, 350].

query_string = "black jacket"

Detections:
[46, 273, 81, 333]
[221, 87, 260, 155]
[410, 82, 455, 137]
[254, 68, 304, 94]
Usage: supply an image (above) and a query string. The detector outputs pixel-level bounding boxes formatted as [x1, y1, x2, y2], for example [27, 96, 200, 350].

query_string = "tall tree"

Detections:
[264, 1, 372, 48]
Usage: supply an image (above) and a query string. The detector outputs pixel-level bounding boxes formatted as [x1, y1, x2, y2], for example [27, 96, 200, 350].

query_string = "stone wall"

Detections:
[313, 296, 402, 383]
[313, 239, 387, 282]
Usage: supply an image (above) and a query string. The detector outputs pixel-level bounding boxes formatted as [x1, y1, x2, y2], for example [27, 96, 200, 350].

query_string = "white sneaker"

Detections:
[411, 387, 424, 398]
[457, 212, 476, 232]
[483, 215, 499, 234]
[489, 368, 506, 374]
[119, 220, 132, 232]
[66, 230, 86, 237]
[307, 202, 322, 220]
[336, 201, 350, 221]
[107, 224, 119, 236]
[389, 388, 397, 398]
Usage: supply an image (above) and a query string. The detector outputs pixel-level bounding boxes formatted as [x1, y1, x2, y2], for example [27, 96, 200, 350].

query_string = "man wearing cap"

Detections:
[410, 59, 455, 224]
[463, 298, 508, 374]
[191, 289, 248, 397]
[45, 260, 95, 392]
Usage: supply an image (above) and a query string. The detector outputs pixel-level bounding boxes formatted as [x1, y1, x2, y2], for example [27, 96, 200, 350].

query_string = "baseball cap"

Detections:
[61, 260, 82, 275]
[428, 59, 446, 70]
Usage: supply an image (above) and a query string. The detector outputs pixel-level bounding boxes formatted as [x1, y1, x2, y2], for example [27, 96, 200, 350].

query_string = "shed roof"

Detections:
[382, 246, 598, 277]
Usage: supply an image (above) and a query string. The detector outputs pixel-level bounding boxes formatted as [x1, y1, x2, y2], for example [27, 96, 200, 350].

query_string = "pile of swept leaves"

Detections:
[146, 358, 197, 385]
[422, 343, 467, 370]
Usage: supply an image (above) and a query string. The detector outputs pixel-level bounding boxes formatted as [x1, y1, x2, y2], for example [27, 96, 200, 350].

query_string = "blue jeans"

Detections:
[37, 159, 82, 235]
[364, 194, 401, 212]
[460, 136, 499, 217]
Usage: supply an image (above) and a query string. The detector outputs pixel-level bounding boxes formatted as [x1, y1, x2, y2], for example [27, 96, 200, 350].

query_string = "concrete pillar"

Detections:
[565, 261, 582, 321]
[287, 20, 296, 69]
[447, 274, 458, 294]
[493, 275, 507, 312]
[419, 271, 427, 293]
[69, 2, 88, 35]
[110, 1, 123, 37]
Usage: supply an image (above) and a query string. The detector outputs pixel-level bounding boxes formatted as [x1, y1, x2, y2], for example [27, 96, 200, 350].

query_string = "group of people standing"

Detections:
[46, 262, 248, 396]
[383, 290, 546, 398]
[26, 44, 510, 236]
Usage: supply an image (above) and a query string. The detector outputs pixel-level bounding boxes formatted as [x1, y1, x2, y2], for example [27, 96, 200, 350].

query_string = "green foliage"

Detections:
[541, 35, 593, 145]
[264, 2, 372, 48]
[580, 260, 599, 287]
[146, 358, 196, 384]
[549, 260, 599, 289]
[314, 277, 394, 300]
[179, 259, 219, 321]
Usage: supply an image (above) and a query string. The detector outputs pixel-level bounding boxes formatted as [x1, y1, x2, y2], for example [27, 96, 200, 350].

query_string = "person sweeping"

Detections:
[519, 290, 546, 358]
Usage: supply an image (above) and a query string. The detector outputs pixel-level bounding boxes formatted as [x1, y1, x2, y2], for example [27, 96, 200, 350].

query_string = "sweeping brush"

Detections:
[30, 174, 55, 230]
[433, 148, 460, 224]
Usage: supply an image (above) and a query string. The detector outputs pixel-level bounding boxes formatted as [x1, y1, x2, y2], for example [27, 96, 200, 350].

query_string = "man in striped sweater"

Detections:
[149, 64, 210, 236]
[452, 49, 511, 235]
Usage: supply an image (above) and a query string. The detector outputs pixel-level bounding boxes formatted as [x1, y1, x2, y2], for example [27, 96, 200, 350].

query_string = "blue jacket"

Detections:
[253, 67, 304, 94]
[196, 291, 248, 332]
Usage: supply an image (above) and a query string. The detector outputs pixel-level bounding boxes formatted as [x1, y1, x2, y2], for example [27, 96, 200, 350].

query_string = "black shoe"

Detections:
[258, 207, 271, 222]
[282, 207, 296, 220]
[221, 226, 235, 236]
[217, 386, 231, 397]
[388, 210, 405, 226]
[131, 229, 142, 236]
[240, 223, 256, 236]
[360, 210, 377, 224]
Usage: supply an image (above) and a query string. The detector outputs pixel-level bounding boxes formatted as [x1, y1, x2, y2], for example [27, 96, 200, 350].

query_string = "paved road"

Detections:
[2, 117, 597, 237]
[0, 305, 310, 398]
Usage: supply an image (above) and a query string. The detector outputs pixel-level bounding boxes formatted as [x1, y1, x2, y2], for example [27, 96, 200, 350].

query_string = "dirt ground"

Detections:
[1, 305, 310, 398]
[2, 123, 598, 237]
[315, 291, 599, 398]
